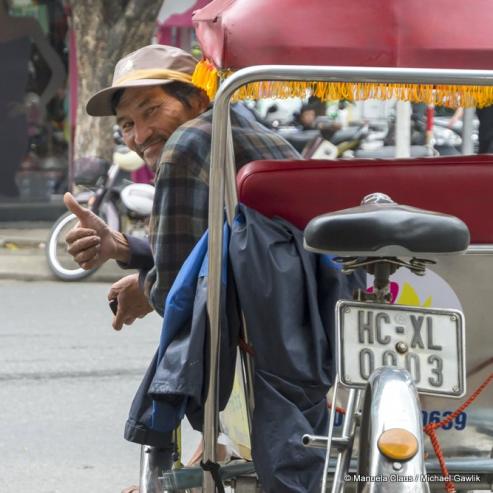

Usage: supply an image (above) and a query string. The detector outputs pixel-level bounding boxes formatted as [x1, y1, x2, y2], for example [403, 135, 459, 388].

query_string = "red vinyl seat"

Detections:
[236, 155, 493, 244]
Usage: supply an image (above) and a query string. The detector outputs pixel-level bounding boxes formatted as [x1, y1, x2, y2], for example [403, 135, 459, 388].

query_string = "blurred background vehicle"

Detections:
[46, 128, 154, 281]
[244, 97, 479, 159]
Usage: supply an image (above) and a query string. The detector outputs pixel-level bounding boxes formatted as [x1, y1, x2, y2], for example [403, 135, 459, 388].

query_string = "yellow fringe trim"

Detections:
[192, 59, 493, 108]
[192, 59, 221, 100]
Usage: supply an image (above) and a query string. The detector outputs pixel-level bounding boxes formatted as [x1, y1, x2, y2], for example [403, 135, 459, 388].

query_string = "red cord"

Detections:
[422, 372, 493, 493]
[327, 403, 347, 415]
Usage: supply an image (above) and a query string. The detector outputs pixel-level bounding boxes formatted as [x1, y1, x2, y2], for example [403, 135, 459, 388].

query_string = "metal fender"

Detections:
[358, 367, 429, 492]
[113, 148, 143, 171]
[121, 183, 155, 216]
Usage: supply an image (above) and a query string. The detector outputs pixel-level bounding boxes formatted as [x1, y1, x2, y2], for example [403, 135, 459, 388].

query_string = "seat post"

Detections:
[365, 261, 397, 304]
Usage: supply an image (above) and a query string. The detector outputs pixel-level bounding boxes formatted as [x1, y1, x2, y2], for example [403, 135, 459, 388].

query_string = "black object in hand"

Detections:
[109, 298, 118, 315]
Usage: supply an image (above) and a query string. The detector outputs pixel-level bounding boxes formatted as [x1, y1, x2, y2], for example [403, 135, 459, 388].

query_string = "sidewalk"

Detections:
[0, 223, 126, 282]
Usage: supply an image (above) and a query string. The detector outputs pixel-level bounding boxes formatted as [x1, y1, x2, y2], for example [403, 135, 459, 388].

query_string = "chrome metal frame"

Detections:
[325, 385, 361, 493]
[203, 65, 493, 492]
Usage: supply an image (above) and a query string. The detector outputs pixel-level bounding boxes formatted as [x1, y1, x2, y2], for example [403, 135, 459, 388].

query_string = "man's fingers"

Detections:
[65, 227, 97, 245]
[73, 245, 100, 264]
[121, 486, 139, 493]
[65, 228, 105, 271]
[75, 246, 103, 269]
[113, 305, 125, 331]
[64, 192, 91, 224]
[80, 259, 99, 270]
[112, 308, 136, 331]
[112, 315, 122, 331]
[66, 234, 100, 255]
[108, 287, 118, 301]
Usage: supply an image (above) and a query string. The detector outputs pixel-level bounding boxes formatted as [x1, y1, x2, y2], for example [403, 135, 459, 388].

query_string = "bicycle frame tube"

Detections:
[203, 65, 493, 492]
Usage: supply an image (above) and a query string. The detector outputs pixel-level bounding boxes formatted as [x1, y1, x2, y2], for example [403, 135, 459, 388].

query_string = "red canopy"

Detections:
[191, 0, 493, 106]
[193, 0, 493, 70]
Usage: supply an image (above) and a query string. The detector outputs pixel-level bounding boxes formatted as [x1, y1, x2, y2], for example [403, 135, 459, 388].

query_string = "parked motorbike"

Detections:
[46, 137, 154, 281]
[307, 122, 371, 158]
[380, 113, 462, 156]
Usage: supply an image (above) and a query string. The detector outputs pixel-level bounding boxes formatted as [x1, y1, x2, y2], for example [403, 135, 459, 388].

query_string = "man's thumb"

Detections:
[64, 192, 90, 223]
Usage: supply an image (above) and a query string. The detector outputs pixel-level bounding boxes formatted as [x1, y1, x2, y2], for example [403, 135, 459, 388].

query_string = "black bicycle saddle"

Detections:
[304, 193, 470, 257]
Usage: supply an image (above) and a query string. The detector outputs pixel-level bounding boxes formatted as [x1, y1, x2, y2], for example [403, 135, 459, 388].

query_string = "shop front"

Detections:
[1, 0, 68, 220]
[1, 0, 210, 221]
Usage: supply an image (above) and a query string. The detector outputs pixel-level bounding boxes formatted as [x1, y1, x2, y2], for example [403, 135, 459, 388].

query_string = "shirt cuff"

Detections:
[116, 235, 154, 270]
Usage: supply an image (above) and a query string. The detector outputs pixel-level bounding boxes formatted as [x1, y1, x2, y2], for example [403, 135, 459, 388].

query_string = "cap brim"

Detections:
[86, 79, 173, 117]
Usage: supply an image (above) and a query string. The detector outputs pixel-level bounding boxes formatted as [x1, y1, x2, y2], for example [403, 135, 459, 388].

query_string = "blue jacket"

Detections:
[124, 223, 238, 445]
[124, 204, 364, 493]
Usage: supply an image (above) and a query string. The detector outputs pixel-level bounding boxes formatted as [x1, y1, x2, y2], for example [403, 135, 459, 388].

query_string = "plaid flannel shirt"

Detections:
[144, 105, 300, 315]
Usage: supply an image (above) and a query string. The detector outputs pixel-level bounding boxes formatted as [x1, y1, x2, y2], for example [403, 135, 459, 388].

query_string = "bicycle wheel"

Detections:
[45, 211, 98, 281]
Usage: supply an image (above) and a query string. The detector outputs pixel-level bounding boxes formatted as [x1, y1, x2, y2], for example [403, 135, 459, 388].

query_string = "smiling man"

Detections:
[64, 44, 299, 326]
[62, 44, 303, 493]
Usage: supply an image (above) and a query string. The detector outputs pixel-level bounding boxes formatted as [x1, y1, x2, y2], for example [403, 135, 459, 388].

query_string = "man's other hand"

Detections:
[63, 192, 129, 269]
[121, 486, 139, 493]
[108, 273, 153, 331]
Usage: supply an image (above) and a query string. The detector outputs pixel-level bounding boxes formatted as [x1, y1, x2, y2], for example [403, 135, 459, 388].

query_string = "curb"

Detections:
[0, 239, 46, 249]
[0, 272, 56, 282]
[0, 246, 126, 283]
[0, 272, 124, 283]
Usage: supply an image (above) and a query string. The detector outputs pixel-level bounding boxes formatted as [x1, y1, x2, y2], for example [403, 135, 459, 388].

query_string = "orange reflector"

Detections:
[377, 428, 418, 461]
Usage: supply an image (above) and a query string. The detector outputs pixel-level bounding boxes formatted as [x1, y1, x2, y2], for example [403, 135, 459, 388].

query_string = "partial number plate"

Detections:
[336, 301, 466, 397]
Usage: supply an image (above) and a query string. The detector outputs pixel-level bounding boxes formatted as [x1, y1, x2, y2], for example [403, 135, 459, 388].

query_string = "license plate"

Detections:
[336, 301, 466, 397]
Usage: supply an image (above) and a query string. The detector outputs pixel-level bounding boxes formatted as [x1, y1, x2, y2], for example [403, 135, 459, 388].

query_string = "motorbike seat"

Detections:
[330, 125, 362, 145]
[278, 128, 320, 152]
[303, 197, 470, 257]
[74, 157, 111, 186]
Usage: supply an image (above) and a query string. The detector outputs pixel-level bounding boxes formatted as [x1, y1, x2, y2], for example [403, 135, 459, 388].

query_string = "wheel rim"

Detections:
[47, 213, 94, 277]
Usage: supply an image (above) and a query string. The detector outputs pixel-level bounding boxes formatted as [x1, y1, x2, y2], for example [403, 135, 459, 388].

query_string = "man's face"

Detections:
[116, 85, 199, 169]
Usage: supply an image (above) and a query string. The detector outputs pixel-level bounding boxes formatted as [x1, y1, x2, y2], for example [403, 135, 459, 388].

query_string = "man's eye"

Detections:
[145, 105, 160, 117]
[121, 122, 133, 132]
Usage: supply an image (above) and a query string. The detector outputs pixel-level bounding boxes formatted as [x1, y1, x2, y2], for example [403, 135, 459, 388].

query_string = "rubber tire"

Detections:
[45, 211, 98, 281]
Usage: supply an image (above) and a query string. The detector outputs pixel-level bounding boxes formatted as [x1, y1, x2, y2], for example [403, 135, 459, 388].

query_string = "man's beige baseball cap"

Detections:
[86, 44, 199, 116]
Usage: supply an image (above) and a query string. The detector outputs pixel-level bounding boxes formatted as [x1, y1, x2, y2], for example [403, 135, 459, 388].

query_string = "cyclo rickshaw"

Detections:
[138, 0, 493, 491]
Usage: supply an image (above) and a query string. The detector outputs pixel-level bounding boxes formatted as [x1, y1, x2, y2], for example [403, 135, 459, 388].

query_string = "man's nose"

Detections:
[133, 120, 152, 146]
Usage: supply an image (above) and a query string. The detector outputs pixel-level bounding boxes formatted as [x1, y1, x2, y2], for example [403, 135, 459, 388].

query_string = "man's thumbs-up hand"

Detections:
[64, 192, 104, 230]
[63, 192, 129, 270]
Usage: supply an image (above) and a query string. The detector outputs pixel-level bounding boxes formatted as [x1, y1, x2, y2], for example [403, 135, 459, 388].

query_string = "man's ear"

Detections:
[196, 89, 210, 113]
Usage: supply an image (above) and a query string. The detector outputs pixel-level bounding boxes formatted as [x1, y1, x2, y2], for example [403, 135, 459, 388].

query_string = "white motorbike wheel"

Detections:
[46, 211, 98, 281]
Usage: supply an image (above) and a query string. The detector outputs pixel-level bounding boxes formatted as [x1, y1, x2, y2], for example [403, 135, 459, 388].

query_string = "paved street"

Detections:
[0, 280, 200, 493]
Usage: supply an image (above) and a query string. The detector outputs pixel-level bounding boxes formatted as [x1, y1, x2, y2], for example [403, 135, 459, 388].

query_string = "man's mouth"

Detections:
[142, 138, 165, 155]
[139, 138, 167, 167]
